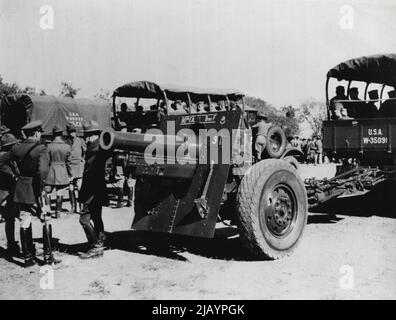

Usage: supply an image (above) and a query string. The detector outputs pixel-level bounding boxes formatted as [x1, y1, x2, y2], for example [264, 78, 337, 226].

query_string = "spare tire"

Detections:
[265, 126, 287, 158]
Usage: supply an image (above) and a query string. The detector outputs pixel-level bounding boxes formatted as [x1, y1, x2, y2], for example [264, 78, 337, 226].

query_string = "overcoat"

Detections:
[46, 136, 72, 186]
[79, 138, 108, 206]
[11, 139, 49, 205]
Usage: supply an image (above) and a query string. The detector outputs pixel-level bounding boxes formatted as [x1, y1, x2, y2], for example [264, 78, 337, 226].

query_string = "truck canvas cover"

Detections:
[327, 54, 396, 86]
[0, 94, 112, 135]
[113, 81, 244, 102]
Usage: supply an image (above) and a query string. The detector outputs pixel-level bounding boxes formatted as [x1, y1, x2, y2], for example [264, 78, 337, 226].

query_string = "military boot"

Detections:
[116, 188, 123, 208]
[97, 231, 107, 248]
[74, 189, 80, 213]
[20, 227, 35, 267]
[69, 190, 76, 214]
[42, 224, 61, 265]
[126, 187, 133, 207]
[6, 241, 21, 258]
[5, 216, 20, 257]
[57, 195, 63, 214]
[79, 223, 104, 259]
[79, 245, 104, 259]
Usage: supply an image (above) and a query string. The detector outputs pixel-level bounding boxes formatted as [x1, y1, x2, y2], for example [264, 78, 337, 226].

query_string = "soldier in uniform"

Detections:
[315, 135, 323, 165]
[329, 86, 347, 113]
[45, 125, 73, 218]
[252, 111, 272, 160]
[0, 133, 20, 257]
[308, 137, 318, 164]
[66, 123, 86, 213]
[10, 120, 59, 266]
[78, 120, 109, 259]
[379, 90, 396, 118]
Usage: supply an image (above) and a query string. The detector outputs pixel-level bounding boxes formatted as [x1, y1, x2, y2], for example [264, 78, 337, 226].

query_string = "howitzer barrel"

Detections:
[99, 129, 200, 156]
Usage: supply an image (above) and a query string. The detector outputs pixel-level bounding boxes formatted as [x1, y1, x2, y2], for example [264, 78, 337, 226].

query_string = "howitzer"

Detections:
[103, 81, 308, 260]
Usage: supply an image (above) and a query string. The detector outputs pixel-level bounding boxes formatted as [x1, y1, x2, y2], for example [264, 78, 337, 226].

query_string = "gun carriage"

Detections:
[103, 81, 308, 259]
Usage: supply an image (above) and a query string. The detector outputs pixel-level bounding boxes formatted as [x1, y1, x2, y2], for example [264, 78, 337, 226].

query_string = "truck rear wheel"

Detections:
[236, 159, 307, 259]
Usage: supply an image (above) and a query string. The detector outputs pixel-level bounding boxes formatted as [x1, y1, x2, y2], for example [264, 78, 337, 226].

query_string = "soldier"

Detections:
[0, 133, 20, 257]
[112, 153, 134, 209]
[10, 120, 59, 266]
[78, 120, 109, 259]
[308, 137, 318, 165]
[315, 135, 323, 165]
[329, 86, 347, 111]
[346, 87, 366, 118]
[66, 123, 86, 213]
[252, 111, 272, 160]
[379, 90, 396, 118]
[45, 125, 73, 218]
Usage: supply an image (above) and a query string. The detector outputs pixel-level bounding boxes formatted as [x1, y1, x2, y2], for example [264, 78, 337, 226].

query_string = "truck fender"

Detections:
[280, 147, 304, 160]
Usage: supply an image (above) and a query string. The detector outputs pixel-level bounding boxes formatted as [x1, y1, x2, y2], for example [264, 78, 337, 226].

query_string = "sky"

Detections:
[0, 0, 395, 107]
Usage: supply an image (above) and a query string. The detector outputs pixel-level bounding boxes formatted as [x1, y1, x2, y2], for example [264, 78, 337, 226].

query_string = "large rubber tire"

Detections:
[265, 126, 287, 159]
[236, 159, 308, 260]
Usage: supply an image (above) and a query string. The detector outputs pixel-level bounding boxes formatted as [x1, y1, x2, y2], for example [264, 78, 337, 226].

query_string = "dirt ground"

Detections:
[0, 164, 395, 300]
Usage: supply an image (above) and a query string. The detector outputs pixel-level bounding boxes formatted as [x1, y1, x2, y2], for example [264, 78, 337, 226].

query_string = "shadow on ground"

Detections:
[107, 227, 258, 262]
[56, 225, 259, 262]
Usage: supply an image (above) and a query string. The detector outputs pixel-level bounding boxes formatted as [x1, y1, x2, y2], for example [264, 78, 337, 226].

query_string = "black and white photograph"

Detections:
[0, 0, 395, 302]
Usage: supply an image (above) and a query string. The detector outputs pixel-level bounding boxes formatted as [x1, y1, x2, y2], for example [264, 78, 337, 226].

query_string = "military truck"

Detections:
[101, 81, 307, 260]
[0, 94, 111, 138]
[306, 54, 396, 206]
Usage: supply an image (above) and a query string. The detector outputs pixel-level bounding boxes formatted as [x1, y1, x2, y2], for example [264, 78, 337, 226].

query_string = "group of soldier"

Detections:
[0, 119, 109, 267]
[330, 85, 396, 119]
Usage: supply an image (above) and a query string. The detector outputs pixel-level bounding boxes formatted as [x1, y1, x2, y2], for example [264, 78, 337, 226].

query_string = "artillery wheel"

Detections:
[236, 159, 307, 259]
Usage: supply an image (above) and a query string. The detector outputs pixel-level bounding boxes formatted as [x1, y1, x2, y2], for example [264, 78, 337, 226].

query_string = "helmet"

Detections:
[1, 133, 17, 149]
[83, 120, 101, 135]
[257, 110, 268, 120]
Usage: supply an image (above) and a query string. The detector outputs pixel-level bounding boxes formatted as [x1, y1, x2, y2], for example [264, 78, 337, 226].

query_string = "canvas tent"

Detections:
[0, 94, 112, 136]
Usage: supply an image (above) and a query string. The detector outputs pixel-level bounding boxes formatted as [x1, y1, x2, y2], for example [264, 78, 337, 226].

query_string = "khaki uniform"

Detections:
[253, 121, 272, 160]
[68, 136, 86, 179]
[46, 136, 72, 186]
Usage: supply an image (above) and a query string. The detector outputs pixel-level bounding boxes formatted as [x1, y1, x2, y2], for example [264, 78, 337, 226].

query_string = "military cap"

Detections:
[21, 120, 43, 132]
[257, 110, 268, 120]
[1, 133, 17, 148]
[52, 125, 64, 135]
[83, 120, 101, 135]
